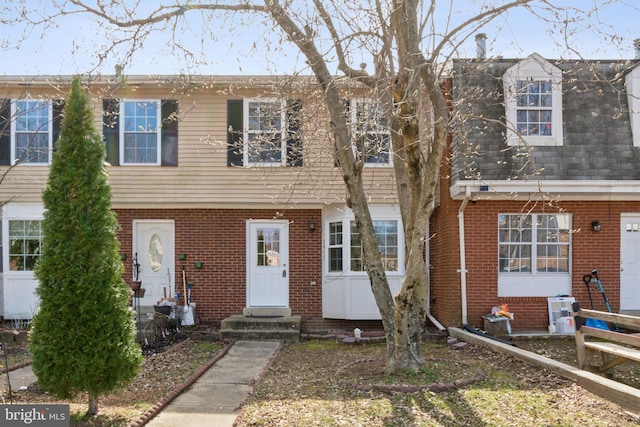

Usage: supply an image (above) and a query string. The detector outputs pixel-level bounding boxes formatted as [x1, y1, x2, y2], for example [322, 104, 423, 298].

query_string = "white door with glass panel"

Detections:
[621, 214, 640, 311]
[247, 221, 289, 307]
[133, 220, 175, 307]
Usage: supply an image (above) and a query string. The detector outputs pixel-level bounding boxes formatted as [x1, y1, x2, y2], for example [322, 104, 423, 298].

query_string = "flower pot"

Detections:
[129, 280, 142, 291]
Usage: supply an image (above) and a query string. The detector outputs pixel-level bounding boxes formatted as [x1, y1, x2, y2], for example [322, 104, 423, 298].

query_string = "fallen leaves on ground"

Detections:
[235, 338, 640, 427]
[1, 336, 223, 426]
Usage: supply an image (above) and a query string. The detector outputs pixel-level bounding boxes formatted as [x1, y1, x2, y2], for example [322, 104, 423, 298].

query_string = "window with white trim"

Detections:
[328, 222, 343, 272]
[121, 100, 161, 165]
[8, 220, 43, 271]
[328, 219, 399, 273]
[244, 98, 286, 166]
[349, 99, 391, 165]
[12, 100, 52, 164]
[515, 80, 552, 136]
[498, 213, 571, 274]
[503, 54, 563, 146]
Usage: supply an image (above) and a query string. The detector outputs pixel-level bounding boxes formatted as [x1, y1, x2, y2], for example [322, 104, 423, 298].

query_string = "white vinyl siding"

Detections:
[0, 83, 397, 208]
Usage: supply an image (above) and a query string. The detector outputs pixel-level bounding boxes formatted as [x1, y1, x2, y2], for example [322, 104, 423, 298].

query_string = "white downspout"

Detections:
[425, 215, 446, 332]
[458, 187, 471, 325]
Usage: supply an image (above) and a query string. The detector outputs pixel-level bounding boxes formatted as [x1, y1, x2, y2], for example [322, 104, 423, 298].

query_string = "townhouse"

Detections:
[431, 51, 640, 331]
[3, 46, 640, 334]
[0, 75, 401, 331]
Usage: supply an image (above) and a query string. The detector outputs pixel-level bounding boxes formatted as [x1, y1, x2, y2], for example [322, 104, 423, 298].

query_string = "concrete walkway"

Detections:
[146, 340, 281, 427]
[1, 340, 281, 427]
[0, 363, 38, 396]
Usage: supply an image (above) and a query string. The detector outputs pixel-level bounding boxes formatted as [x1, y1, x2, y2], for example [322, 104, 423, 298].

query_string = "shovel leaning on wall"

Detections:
[181, 267, 195, 326]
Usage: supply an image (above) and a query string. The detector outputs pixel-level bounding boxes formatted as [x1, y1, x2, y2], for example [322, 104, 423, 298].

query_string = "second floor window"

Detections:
[503, 54, 563, 147]
[244, 98, 286, 166]
[227, 98, 302, 167]
[516, 80, 552, 136]
[121, 100, 161, 165]
[350, 99, 391, 165]
[13, 100, 51, 164]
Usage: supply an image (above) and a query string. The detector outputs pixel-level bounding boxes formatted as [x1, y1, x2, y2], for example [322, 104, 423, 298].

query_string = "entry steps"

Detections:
[219, 308, 301, 341]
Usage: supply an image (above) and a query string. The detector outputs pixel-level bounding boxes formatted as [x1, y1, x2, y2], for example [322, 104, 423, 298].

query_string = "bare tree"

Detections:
[9, 0, 634, 372]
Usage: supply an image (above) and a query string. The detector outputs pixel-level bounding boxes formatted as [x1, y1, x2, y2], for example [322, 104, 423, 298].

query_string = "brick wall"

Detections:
[432, 198, 640, 331]
[115, 208, 323, 326]
[429, 140, 463, 327]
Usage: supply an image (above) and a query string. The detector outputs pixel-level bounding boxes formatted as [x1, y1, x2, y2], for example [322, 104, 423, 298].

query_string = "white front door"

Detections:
[133, 220, 175, 306]
[620, 214, 640, 311]
[247, 220, 289, 307]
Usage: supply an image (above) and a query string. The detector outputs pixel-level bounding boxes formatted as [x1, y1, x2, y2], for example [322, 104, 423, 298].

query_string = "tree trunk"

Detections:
[88, 393, 99, 416]
[388, 203, 430, 372]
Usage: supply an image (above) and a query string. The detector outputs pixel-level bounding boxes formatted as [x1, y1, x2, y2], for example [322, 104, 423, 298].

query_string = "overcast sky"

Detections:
[0, 1, 638, 76]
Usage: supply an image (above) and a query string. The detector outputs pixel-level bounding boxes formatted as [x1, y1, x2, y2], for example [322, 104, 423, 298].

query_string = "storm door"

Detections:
[133, 220, 175, 306]
[247, 220, 289, 307]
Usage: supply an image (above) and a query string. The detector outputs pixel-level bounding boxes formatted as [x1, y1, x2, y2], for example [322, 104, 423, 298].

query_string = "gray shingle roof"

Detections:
[451, 58, 639, 183]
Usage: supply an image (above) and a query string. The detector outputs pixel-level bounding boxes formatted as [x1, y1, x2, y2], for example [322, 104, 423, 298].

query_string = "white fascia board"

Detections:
[450, 180, 640, 201]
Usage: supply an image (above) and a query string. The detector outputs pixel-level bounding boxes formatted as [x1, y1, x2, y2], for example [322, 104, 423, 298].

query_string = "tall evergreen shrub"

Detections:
[30, 77, 143, 416]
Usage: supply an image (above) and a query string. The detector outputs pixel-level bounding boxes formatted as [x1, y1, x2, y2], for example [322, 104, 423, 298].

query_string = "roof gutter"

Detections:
[458, 186, 471, 325]
[450, 179, 640, 201]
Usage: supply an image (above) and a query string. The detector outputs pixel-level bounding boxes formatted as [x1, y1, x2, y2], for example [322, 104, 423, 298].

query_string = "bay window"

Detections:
[328, 222, 343, 272]
[323, 206, 404, 320]
[328, 218, 399, 274]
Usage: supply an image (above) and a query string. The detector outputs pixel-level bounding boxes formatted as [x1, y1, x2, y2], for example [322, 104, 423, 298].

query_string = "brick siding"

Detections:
[431, 198, 640, 331]
[115, 208, 323, 328]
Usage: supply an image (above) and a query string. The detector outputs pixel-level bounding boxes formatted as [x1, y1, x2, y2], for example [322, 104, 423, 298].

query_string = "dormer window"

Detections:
[504, 54, 563, 146]
[516, 80, 552, 136]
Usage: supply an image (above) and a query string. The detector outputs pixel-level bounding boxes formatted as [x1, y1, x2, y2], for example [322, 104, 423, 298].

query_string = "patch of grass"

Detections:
[236, 339, 640, 427]
[297, 340, 341, 351]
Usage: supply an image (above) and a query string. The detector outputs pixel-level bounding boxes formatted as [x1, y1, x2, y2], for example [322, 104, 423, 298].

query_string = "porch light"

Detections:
[309, 219, 316, 233]
[591, 220, 601, 232]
